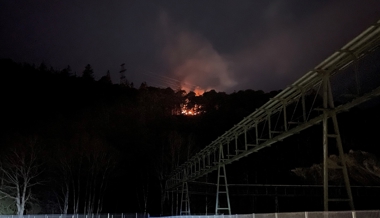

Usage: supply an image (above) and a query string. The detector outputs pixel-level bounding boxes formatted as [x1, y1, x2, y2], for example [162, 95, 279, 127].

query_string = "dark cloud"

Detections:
[0, 0, 379, 92]
[226, 0, 380, 92]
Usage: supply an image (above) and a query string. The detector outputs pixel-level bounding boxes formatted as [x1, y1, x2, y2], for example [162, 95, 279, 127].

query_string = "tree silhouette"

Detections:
[0, 137, 43, 217]
[82, 64, 95, 81]
[60, 65, 72, 77]
[99, 70, 112, 84]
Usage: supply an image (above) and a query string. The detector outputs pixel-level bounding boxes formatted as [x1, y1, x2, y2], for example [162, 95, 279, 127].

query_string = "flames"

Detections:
[181, 103, 202, 116]
[193, 86, 204, 96]
[180, 84, 205, 96]
[181, 87, 204, 116]
[177, 83, 206, 116]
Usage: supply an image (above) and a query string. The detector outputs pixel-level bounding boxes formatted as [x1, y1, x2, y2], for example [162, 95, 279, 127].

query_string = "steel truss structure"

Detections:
[166, 19, 380, 214]
[180, 183, 380, 197]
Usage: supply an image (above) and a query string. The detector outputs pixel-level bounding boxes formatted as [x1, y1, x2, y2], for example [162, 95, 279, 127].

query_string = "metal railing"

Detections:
[0, 214, 149, 218]
[157, 210, 380, 218]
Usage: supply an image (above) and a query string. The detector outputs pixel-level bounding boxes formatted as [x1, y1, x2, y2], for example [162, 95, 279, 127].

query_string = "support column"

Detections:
[215, 144, 231, 215]
[176, 188, 179, 215]
[180, 169, 191, 215]
[302, 89, 307, 122]
[268, 113, 272, 139]
[322, 75, 329, 211]
[322, 74, 354, 211]
[275, 187, 279, 212]
[171, 188, 173, 215]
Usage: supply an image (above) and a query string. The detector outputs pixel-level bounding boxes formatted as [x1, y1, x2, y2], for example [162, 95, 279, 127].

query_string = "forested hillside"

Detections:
[1, 59, 380, 215]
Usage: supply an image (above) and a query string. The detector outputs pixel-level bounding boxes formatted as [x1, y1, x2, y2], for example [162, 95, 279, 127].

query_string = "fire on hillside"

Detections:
[181, 103, 203, 116]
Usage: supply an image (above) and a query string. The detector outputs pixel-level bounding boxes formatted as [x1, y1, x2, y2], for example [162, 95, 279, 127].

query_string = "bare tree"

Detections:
[84, 146, 115, 215]
[154, 131, 198, 215]
[136, 168, 150, 214]
[55, 148, 72, 215]
[54, 133, 117, 215]
[154, 131, 183, 215]
[0, 138, 42, 217]
[292, 150, 380, 185]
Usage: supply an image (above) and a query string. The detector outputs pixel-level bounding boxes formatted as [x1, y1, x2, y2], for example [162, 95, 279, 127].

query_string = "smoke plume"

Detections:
[157, 11, 237, 93]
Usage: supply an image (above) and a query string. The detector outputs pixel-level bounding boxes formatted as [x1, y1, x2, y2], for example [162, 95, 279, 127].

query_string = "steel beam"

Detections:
[166, 19, 380, 214]
[167, 84, 380, 191]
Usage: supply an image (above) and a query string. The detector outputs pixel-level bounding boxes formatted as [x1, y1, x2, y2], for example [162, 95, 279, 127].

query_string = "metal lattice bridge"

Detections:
[165, 19, 380, 215]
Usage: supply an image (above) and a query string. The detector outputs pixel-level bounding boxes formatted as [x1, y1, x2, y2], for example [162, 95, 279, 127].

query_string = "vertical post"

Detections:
[176, 187, 179, 215]
[275, 187, 279, 212]
[223, 161, 231, 215]
[255, 123, 259, 145]
[215, 144, 231, 215]
[226, 140, 230, 157]
[203, 157, 209, 173]
[321, 73, 354, 210]
[244, 127, 248, 150]
[327, 81, 354, 210]
[282, 101, 288, 131]
[171, 188, 174, 215]
[206, 193, 208, 215]
[215, 152, 221, 214]
[352, 211, 356, 218]
[301, 90, 306, 122]
[180, 175, 191, 215]
[234, 135, 238, 154]
[322, 73, 329, 211]
[268, 113, 272, 139]
[209, 152, 212, 166]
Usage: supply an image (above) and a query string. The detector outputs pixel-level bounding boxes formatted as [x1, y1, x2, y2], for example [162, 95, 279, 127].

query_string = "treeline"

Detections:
[1, 59, 380, 215]
[0, 59, 281, 215]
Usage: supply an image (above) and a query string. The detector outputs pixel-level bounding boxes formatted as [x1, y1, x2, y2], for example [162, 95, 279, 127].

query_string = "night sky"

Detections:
[1, 0, 379, 93]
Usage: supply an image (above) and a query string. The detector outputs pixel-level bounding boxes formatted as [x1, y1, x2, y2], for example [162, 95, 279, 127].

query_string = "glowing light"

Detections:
[194, 86, 204, 96]
[175, 82, 206, 116]
[181, 103, 202, 116]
